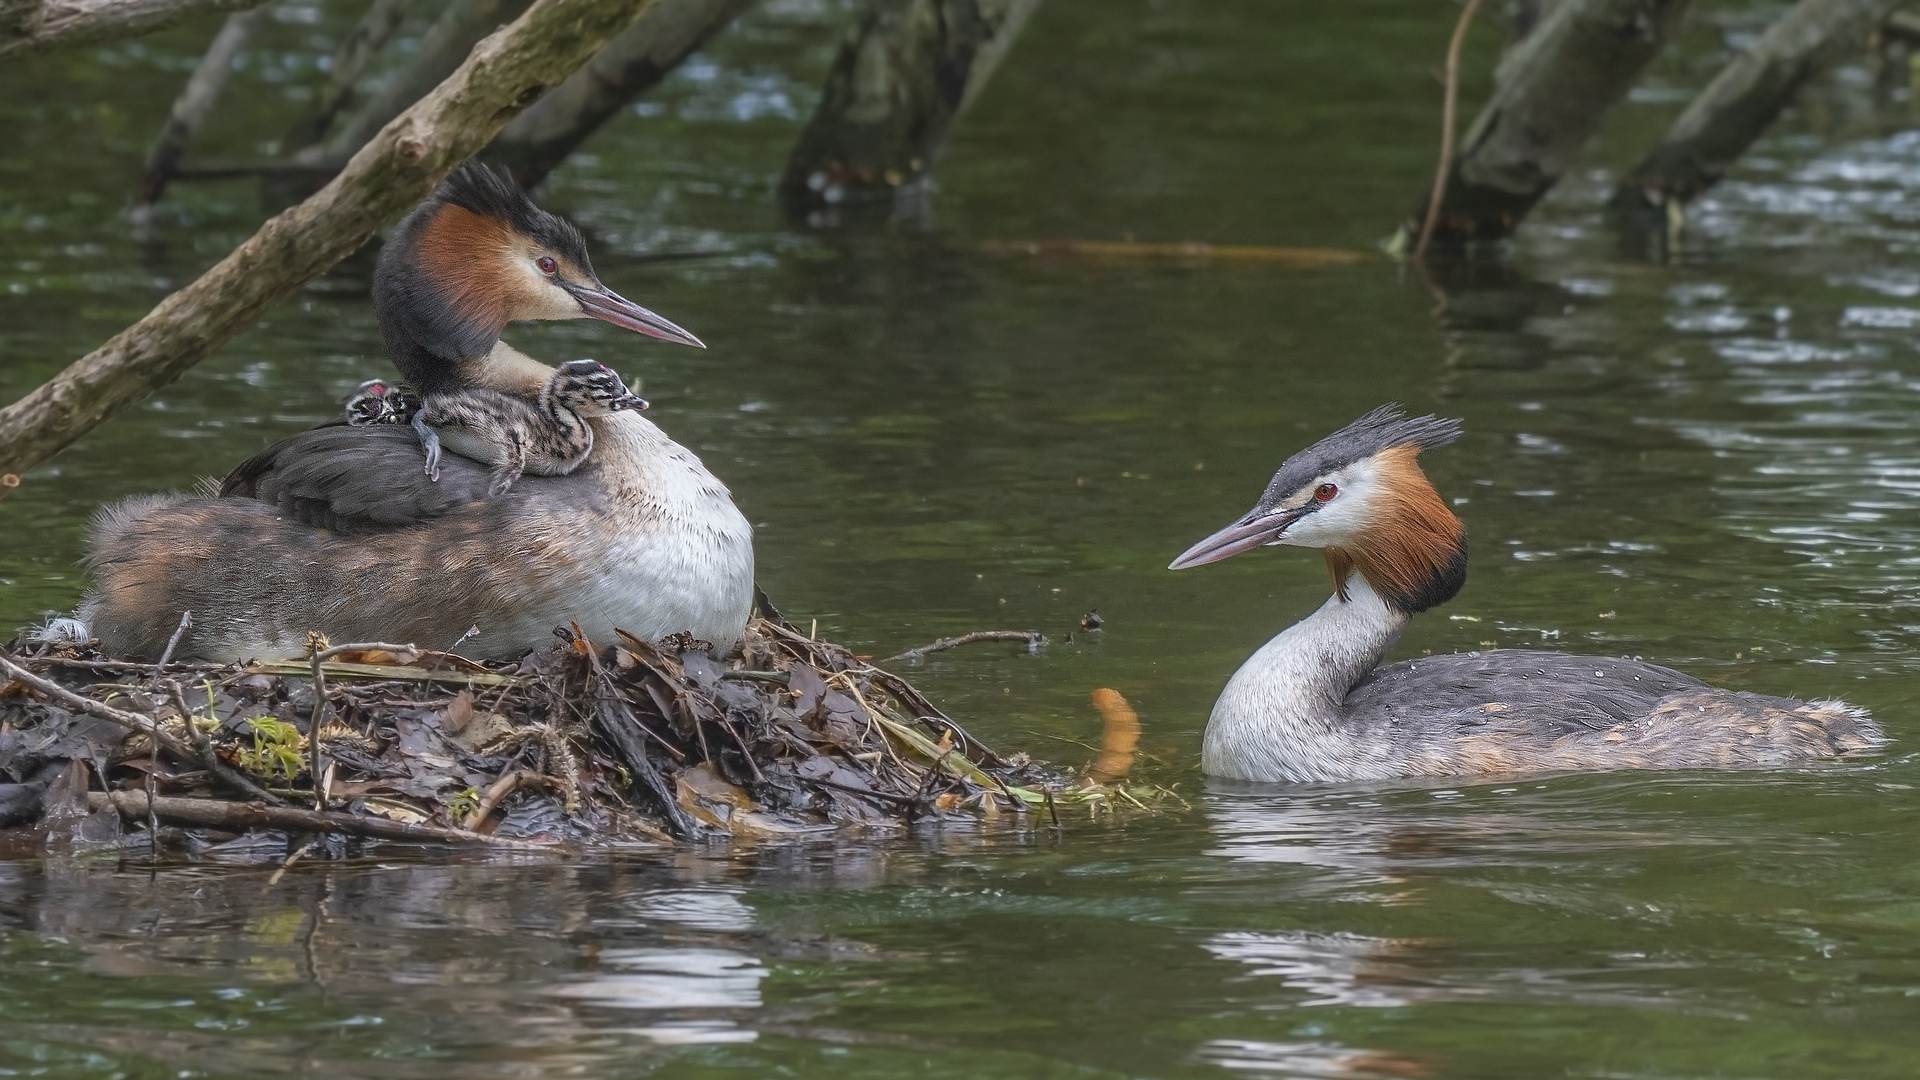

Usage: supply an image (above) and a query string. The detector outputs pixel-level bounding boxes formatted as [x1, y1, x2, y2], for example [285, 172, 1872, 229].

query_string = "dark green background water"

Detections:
[5, 1, 1920, 1075]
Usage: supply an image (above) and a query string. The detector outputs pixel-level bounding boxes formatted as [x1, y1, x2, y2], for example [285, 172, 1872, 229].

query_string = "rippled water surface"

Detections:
[4, 1, 1920, 1075]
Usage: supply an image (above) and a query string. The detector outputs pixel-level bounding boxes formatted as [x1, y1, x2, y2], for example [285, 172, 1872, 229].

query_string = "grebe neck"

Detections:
[1202, 573, 1409, 782]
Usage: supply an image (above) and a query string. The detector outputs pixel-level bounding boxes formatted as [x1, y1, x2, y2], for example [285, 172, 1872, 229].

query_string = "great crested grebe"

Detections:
[1170, 405, 1886, 783]
[79, 164, 754, 661]
[348, 360, 648, 496]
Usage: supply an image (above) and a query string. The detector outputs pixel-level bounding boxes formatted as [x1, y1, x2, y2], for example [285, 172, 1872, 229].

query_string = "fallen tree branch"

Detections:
[0, 0, 271, 60]
[0, 0, 663, 478]
[1611, 0, 1904, 217]
[91, 790, 557, 849]
[1398, 0, 1695, 248]
[881, 629, 1044, 664]
[316, 0, 535, 167]
[283, 0, 423, 148]
[133, 7, 266, 213]
[780, 0, 1042, 214]
[484, 0, 753, 186]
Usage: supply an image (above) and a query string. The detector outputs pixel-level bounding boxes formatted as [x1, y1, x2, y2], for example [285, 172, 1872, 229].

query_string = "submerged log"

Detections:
[1612, 0, 1904, 216]
[132, 8, 268, 214]
[0, 0, 659, 479]
[0, 0, 270, 59]
[484, 0, 753, 187]
[779, 0, 1041, 215]
[1400, 0, 1694, 249]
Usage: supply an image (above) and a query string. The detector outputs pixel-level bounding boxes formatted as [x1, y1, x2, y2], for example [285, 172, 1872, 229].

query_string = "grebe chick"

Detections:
[79, 164, 751, 662]
[410, 360, 646, 496]
[344, 379, 422, 427]
[1169, 405, 1885, 783]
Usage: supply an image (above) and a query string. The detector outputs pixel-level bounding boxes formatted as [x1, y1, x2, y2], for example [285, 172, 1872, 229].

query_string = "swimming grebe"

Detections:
[79, 165, 754, 662]
[1170, 405, 1885, 782]
[349, 360, 648, 497]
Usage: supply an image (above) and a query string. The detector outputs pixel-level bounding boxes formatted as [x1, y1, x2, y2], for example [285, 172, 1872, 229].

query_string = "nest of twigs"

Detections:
[0, 604, 1155, 858]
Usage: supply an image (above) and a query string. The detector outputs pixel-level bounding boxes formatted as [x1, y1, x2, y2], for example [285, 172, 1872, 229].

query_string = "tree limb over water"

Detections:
[0, 0, 662, 478]
[0, 0, 271, 60]
[485, 0, 753, 187]
[780, 0, 1041, 217]
[1612, 0, 1904, 217]
[1402, 0, 1694, 248]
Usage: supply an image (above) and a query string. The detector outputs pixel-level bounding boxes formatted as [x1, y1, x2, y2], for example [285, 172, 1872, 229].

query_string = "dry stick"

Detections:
[0, 0, 665, 479]
[148, 611, 192, 686]
[0, 0, 273, 60]
[306, 638, 329, 812]
[881, 629, 1044, 664]
[92, 791, 555, 850]
[132, 7, 266, 215]
[1413, 0, 1483, 262]
[305, 639, 418, 810]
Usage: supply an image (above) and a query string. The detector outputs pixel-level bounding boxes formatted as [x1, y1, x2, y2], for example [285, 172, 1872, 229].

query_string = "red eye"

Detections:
[1314, 483, 1337, 502]
[536, 256, 557, 275]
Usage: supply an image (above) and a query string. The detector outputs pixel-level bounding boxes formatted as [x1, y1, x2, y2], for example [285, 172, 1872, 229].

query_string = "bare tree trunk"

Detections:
[0, 0, 44, 37]
[1613, 0, 1903, 214]
[314, 0, 535, 165]
[483, 0, 753, 187]
[0, 0, 270, 59]
[283, 0, 421, 149]
[780, 0, 1040, 216]
[1401, 0, 1694, 248]
[132, 7, 269, 217]
[0, 0, 661, 479]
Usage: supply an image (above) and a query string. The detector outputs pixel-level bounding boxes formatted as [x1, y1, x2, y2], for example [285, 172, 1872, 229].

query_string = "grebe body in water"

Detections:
[1170, 405, 1885, 783]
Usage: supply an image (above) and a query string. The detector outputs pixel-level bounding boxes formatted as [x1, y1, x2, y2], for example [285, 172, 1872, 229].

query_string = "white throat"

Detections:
[1202, 573, 1409, 782]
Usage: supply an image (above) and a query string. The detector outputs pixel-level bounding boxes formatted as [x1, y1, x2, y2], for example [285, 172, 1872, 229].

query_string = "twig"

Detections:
[306, 636, 328, 811]
[462, 768, 551, 830]
[1414, 0, 1484, 261]
[267, 839, 320, 886]
[149, 610, 192, 685]
[91, 791, 556, 850]
[881, 630, 1045, 664]
[0, 474, 18, 502]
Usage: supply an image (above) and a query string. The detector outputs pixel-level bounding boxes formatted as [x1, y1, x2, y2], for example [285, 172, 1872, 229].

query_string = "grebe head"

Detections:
[1169, 404, 1469, 614]
[544, 359, 649, 416]
[343, 378, 424, 426]
[374, 163, 702, 394]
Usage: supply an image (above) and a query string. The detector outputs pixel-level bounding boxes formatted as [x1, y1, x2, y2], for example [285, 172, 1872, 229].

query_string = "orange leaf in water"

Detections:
[1085, 688, 1141, 785]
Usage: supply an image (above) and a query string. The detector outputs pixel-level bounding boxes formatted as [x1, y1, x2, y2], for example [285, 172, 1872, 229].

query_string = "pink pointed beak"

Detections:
[572, 284, 706, 349]
[1168, 506, 1311, 570]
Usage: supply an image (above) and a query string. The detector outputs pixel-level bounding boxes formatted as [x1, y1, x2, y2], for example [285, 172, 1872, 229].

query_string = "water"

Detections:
[3, 0, 1920, 1075]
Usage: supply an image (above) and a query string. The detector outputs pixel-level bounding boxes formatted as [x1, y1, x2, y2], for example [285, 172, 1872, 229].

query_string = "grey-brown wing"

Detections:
[221, 423, 496, 532]
[1344, 650, 1708, 738]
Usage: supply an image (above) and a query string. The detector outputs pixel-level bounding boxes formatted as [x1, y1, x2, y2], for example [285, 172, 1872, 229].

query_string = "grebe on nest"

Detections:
[1170, 405, 1885, 783]
[80, 164, 753, 662]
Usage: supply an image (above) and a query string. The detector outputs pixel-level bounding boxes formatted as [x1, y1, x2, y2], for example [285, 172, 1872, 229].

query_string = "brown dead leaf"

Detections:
[442, 691, 475, 735]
